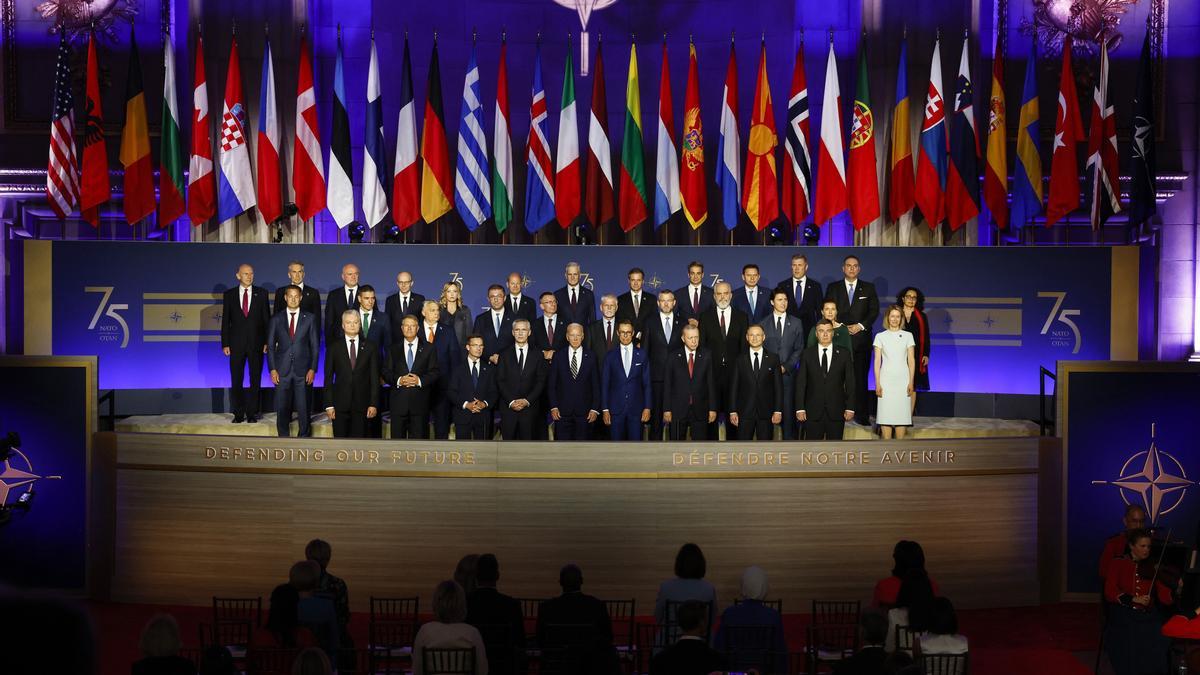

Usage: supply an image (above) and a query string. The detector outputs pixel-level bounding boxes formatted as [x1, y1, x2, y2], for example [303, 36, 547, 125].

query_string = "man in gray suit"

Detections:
[268, 285, 320, 437]
[758, 289, 804, 440]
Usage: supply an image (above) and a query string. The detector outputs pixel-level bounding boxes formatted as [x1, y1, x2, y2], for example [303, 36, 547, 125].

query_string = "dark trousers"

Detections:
[500, 406, 540, 440]
[453, 409, 493, 440]
[430, 383, 452, 439]
[274, 372, 310, 437]
[852, 346, 871, 425]
[731, 417, 774, 441]
[649, 380, 667, 441]
[671, 416, 709, 441]
[390, 409, 429, 439]
[554, 414, 592, 440]
[804, 414, 846, 440]
[608, 413, 643, 441]
[331, 411, 368, 438]
[709, 363, 732, 438]
[780, 376, 798, 440]
[228, 348, 264, 416]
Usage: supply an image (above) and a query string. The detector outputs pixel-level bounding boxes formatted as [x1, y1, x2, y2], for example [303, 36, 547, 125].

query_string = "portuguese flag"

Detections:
[618, 43, 647, 232]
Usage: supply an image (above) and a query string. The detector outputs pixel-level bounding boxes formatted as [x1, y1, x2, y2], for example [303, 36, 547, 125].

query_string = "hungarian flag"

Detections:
[618, 43, 648, 232]
[945, 35, 980, 231]
[716, 42, 741, 230]
[326, 32, 354, 228]
[584, 40, 614, 230]
[1046, 37, 1083, 228]
[492, 39, 514, 234]
[120, 31, 154, 225]
[742, 41, 779, 231]
[653, 41, 680, 229]
[983, 37, 1008, 230]
[292, 37, 326, 222]
[847, 43, 880, 230]
[421, 39, 453, 224]
[813, 39, 846, 225]
[888, 37, 915, 222]
[256, 35, 282, 224]
[915, 37, 947, 229]
[158, 35, 186, 226]
[1011, 39, 1043, 230]
[80, 32, 109, 227]
[781, 44, 812, 227]
[679, 41, 707, 229]
[556, 45, 581, 229]
[216, 37, 256, 225]
[187, 35, 215, 225]
[1086, 39, 1120, 230]
[524, 44, 555, 233]
[393, 36, 420, 230]
[1127, 28, 1156, 227]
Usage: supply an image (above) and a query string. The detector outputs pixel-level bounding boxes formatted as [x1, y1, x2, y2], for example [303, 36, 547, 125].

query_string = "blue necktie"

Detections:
[471, 361, 479, 387]
[407, 343, 414, 371]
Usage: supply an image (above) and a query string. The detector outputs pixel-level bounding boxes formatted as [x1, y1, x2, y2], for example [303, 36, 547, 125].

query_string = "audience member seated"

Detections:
[412, 580, 490, 675]
[873, 540, 939, 608]
[290, 560, 340, 669]
[916, 598, 968, 655]
[655, 543, 718, 629]
[713, 566, 787, 672]
[132, 614, 196, 675]
[464, 553, 525, 675]
[832, 610, 889, 675]
[1103, 527, 1174, 675]
[196, 647, 235, 675]
[251, 584, 318, 650]
[649, 600, 726, 675]
[1163, 605, 1200, 638]
[885, 572, 936, 653]
[1099, 504, 1147, 583]
[456, 553, 481, 595]
[305, 539, 351, 651]
[536, 563, 619, 675]
[290, 647, 333, 675]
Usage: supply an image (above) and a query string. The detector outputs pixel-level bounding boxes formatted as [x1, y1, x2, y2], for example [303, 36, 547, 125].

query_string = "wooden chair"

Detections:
[516, 597, 545, 644]
[421, 646, 476, 675]
[244, 647, 299, 675]
[635, 622, 669, 674]
[895, 624, 918, 655]
[662, 599, 714, 643]
[811, 599, 860, 626]
[920, 652, 970, 675]
[806, 623, 859, 674]
[213, 596, 262, 625]
[602, 598, 637, 670]
[369, 596, 420, 624]
[368, 620, 418, 675]
[734, 597, 784, 615]
[719, 624, 781, 675]
[199, 619, 254, 660]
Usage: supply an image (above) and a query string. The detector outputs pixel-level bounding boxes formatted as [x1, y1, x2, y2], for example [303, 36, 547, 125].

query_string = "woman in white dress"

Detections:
[873, 305, 915, 438]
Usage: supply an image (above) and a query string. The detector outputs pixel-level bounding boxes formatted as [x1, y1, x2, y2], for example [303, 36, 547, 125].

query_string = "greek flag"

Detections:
[455, 45, 491, 230]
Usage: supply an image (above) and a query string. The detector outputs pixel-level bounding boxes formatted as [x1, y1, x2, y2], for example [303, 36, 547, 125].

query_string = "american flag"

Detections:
[46, 28, 80, 218]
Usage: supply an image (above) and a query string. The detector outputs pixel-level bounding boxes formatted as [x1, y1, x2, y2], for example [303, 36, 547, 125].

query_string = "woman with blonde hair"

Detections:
[133, 614, 195, 675]
[440, 281, 473, 347]
[412, 580, 489, 675]
[873, 305, 915, 439]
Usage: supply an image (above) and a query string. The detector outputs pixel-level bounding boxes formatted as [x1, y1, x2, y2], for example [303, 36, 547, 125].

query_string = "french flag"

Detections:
[256, 36, 282, 224]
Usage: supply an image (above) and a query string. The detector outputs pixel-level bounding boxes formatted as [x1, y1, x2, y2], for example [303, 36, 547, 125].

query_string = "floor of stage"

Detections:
[114, 412, 1040, 439]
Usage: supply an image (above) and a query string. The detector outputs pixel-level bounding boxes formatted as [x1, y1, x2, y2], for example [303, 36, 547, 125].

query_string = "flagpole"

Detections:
[662, 32, 670, 248]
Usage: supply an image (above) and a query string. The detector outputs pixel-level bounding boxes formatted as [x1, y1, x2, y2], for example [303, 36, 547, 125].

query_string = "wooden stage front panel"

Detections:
[94, 433, 1063, 611]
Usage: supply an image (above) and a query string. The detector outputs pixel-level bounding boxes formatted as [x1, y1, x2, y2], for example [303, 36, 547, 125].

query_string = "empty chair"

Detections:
[422, 646, 476, 675]
[812, 599, 861, 627]
[806, 623, 858, 674]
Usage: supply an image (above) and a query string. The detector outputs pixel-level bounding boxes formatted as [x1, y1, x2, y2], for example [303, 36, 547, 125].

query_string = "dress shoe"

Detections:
[232, 414, 245, 423]
[246, 414, 260, 423]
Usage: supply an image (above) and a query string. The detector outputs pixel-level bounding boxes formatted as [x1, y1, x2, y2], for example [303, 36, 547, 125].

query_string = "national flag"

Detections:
[292, 36, 326, 222]
[1086, 39, 1120, 230]
[618, 43, 648, 232]
[915, 36, 948, 228]
[556, 44, 581, 229]
[524, 44, 555, 233]
[455, 43, 492, 231]
[120, 30, 154, 225]
[216, 37, 256, 225]
[393, 36, 419, 230]
[813, 39, 846, 225]
[888, 36, 915, 222]
[781, 43, 812, 226]
[492, 39, 514, 234]
[158, 35, 186, 226]
[1127, 28, 1156, 227]
[584, 40, 614, 229]
[80, 31, 109, 227]
[420, 39, 453, 224]
[1011, 39, 1043, 230]
[46, 27, 80, 219]
[742, 41, 779, 230]
[326, 31, 354, 228]
[363, 36, 389, 227]
[716, 42, 741, 230]
[187, 35, 215, 225]
[945, 35, 980, 231]
[654, 41, 680, 229]
[983, 36, 1008, 230]
[679, 41, 707, 229]
[256, 35, 282, 224]
[847, 42, 880, 230]
[1046, 37, 1083, 228]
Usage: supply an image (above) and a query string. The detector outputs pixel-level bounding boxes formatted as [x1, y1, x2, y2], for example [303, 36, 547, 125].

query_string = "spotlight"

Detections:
[574, 223, 594, 245]
[383, 222, 402, 243]
[766, 224, 786, 246]
[348, 221, 367, 243]
[802, 224, 821, 245]
[272, 203, 299, 243]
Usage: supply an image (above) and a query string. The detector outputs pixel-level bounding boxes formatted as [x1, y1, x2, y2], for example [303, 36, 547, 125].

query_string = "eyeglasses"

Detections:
[617, 330, 634, 335]
[903, 294, 918, 300]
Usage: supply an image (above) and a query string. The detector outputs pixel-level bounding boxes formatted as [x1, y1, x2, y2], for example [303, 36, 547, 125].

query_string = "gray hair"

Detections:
[432, 580, 467, 623]
[341, 309, 360, 321]
[600, 293, 618, 305]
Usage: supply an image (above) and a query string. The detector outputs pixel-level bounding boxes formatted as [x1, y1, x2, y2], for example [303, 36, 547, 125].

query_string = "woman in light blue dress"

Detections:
[873, 305, 915, 438]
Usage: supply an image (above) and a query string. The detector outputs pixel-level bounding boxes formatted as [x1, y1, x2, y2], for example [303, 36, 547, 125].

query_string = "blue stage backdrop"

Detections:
[1060, 363, 1200, 595]
[23, 241, 1138, 393]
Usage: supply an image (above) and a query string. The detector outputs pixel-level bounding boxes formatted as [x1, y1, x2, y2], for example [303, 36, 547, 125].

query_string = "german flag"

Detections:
[120, 30, 154, 225]
[420, 38, 453, 224]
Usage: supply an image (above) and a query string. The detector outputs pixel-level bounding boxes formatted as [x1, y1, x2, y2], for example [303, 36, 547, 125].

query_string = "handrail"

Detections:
[98, 390, 116, 431]
[1039, 367, 1057, 436]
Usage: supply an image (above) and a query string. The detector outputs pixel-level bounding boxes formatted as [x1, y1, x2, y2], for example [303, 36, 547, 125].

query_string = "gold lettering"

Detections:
[779, 452, 789, 465]
[274, 448, 286, 461]
[923, 450, 935, 463]
[205, 447, 216, 459]
[673, 453, 685, 466]
[368, 450, 380, 464]
[748, 453, 760, 465]
[846, 451, 858, 465]
[702, 452, 714, 465]
[861, 451, 871, 464]
[448, 451, 462, 464]
[946, 450, 955, 463]
[689, 452, 700, 466]
[732, 452, 744, 465]
[219, 447, 230, 460]
[817, 452, 830, 465]
[717, 452, 728, 465]
[434, 451, 446, 464]
[391, 451, 403, 463]
[801, 452, 812, 465]
[313, 449, 324, 462]
[764, 453, 776, 465]
[909, 451, 919, 463]
[464, 451, 476, 465]
[421, 451, 431, 464]
[406, 451, 417, 464]
[337, 450, 349, 462]
[881, 451, 893, 463]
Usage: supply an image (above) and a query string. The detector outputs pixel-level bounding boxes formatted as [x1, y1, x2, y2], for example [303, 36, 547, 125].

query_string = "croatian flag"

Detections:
[217, 37, 256, 225]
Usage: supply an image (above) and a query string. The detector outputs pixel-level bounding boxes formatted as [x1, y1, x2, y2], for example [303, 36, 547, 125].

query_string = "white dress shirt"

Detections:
[397, 339, 423, 387]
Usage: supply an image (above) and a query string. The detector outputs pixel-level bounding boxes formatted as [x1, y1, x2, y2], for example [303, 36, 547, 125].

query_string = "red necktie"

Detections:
[241, 288, 249, 317]
[688, 351, 695, 378]
[693, 288, 699, 313]
[349, 339, 357, 370]
[428, 327, 435, 343]
[547, 319, 554, 345]
[288, 313, 296, 338]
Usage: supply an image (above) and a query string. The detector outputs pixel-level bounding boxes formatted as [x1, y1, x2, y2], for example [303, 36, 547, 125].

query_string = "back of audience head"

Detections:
[139, 613, 182, 658]
[861, 609, 889, 646]
[896, 572, 936, 631]
[740, 565, 769, 602]
[674, 543, 707, 580]
[676, 600, 708, 636]
[198, 646, 236, 675]
[289, 560, 321, 593]
[476, 553, 500, 587]
[433, 580, 468, 623]
[891, 540, 928, 579]
[454, 553, 480, 594]
[926, 597, 959, 636]
[559, 563, 584, 592]
[291, 647, 333, 675]
[305, 538, 332, 571]
[267, 583, 303, 647]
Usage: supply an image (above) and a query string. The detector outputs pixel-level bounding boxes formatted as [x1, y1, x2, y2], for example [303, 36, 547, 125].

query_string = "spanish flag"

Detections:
[120, 30, 154, 225]
[420, 39, 453, 224]
[742, 40, 779, 230]
[983, 38, 1008, 229]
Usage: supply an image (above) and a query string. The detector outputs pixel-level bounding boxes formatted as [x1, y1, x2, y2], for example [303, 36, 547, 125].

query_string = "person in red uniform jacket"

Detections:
[1102, 528, 1174, 675]
[1099, 503, 1148, 582]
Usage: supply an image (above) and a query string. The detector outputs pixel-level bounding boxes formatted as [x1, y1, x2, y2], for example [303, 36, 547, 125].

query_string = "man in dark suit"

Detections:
[533, 292, 569, 358]
[732, 263, 771, 325]
[537, 564, 618, 675]
[661, 325, 717, 441]
[418, 300, 459, 439]
[324, 263, 361, 343]
[221, 263, 271, 423]
[554, 261, 596, 327]
[323, 310, 379, 438]
[616, 267, 657, 343]
[759, 289, 806, 440]
[497, 319, 548, 440]
[727, 325, 783, 441]
[825, 254, 879, 426]
[473, 284, 515, 364]
[268, 285, 319, 437]
[548, 323, 601, 440]
[775, 253, 824, 340]
[698, 281, 749, 437]
[465, 554, 525, 675]
[356, 285, 391, 438]
[385, 271, 426, 336]
[795, 319, 857, 440]
[505, 272, 538, 323]
[645, 291, 683, 441]
[601, 321, 652, 441]
[383, 315, 440, 439]
[649, 600, 725, 675]
[447, 335, 498, 440]
[273, 260, 322, 327]
[587, 294, 620, 371]
[675, 260, 713, 326]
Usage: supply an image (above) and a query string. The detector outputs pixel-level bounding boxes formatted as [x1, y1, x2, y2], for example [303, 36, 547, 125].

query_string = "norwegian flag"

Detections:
[781, 44, 812, 226]
[46, 28, 80, 219]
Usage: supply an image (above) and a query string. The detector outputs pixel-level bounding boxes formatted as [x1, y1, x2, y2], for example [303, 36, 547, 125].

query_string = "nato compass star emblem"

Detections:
[0, 444, 60, 509]
[647, 274, 663, 290]
[1091, 423, 1196, 523]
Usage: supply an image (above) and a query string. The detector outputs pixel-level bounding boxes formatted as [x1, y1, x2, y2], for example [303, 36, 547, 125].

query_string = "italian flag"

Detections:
[555, 47, 580, 228]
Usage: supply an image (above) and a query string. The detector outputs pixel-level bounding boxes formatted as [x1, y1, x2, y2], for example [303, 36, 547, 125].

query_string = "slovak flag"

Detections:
[914, 36, 947, 229]
[217, 38, 256, 225]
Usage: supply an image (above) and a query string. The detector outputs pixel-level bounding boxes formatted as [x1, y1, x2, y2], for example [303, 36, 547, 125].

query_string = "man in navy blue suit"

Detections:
[473, 284, 515, 364]
[448, 335, 498, 440]
[774, 253, 824, 341]
[419, 300, 461, 439]
[497, 319, 548, 440]
[268, 285, 320, 437]
[601, 321, 652, 441]
[356, 285, 391, 438]
[676, 260, 714, 326]
[548, 323, 601, 440]
[732, 263, 771, 325]
[554, 261, 596, 327]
